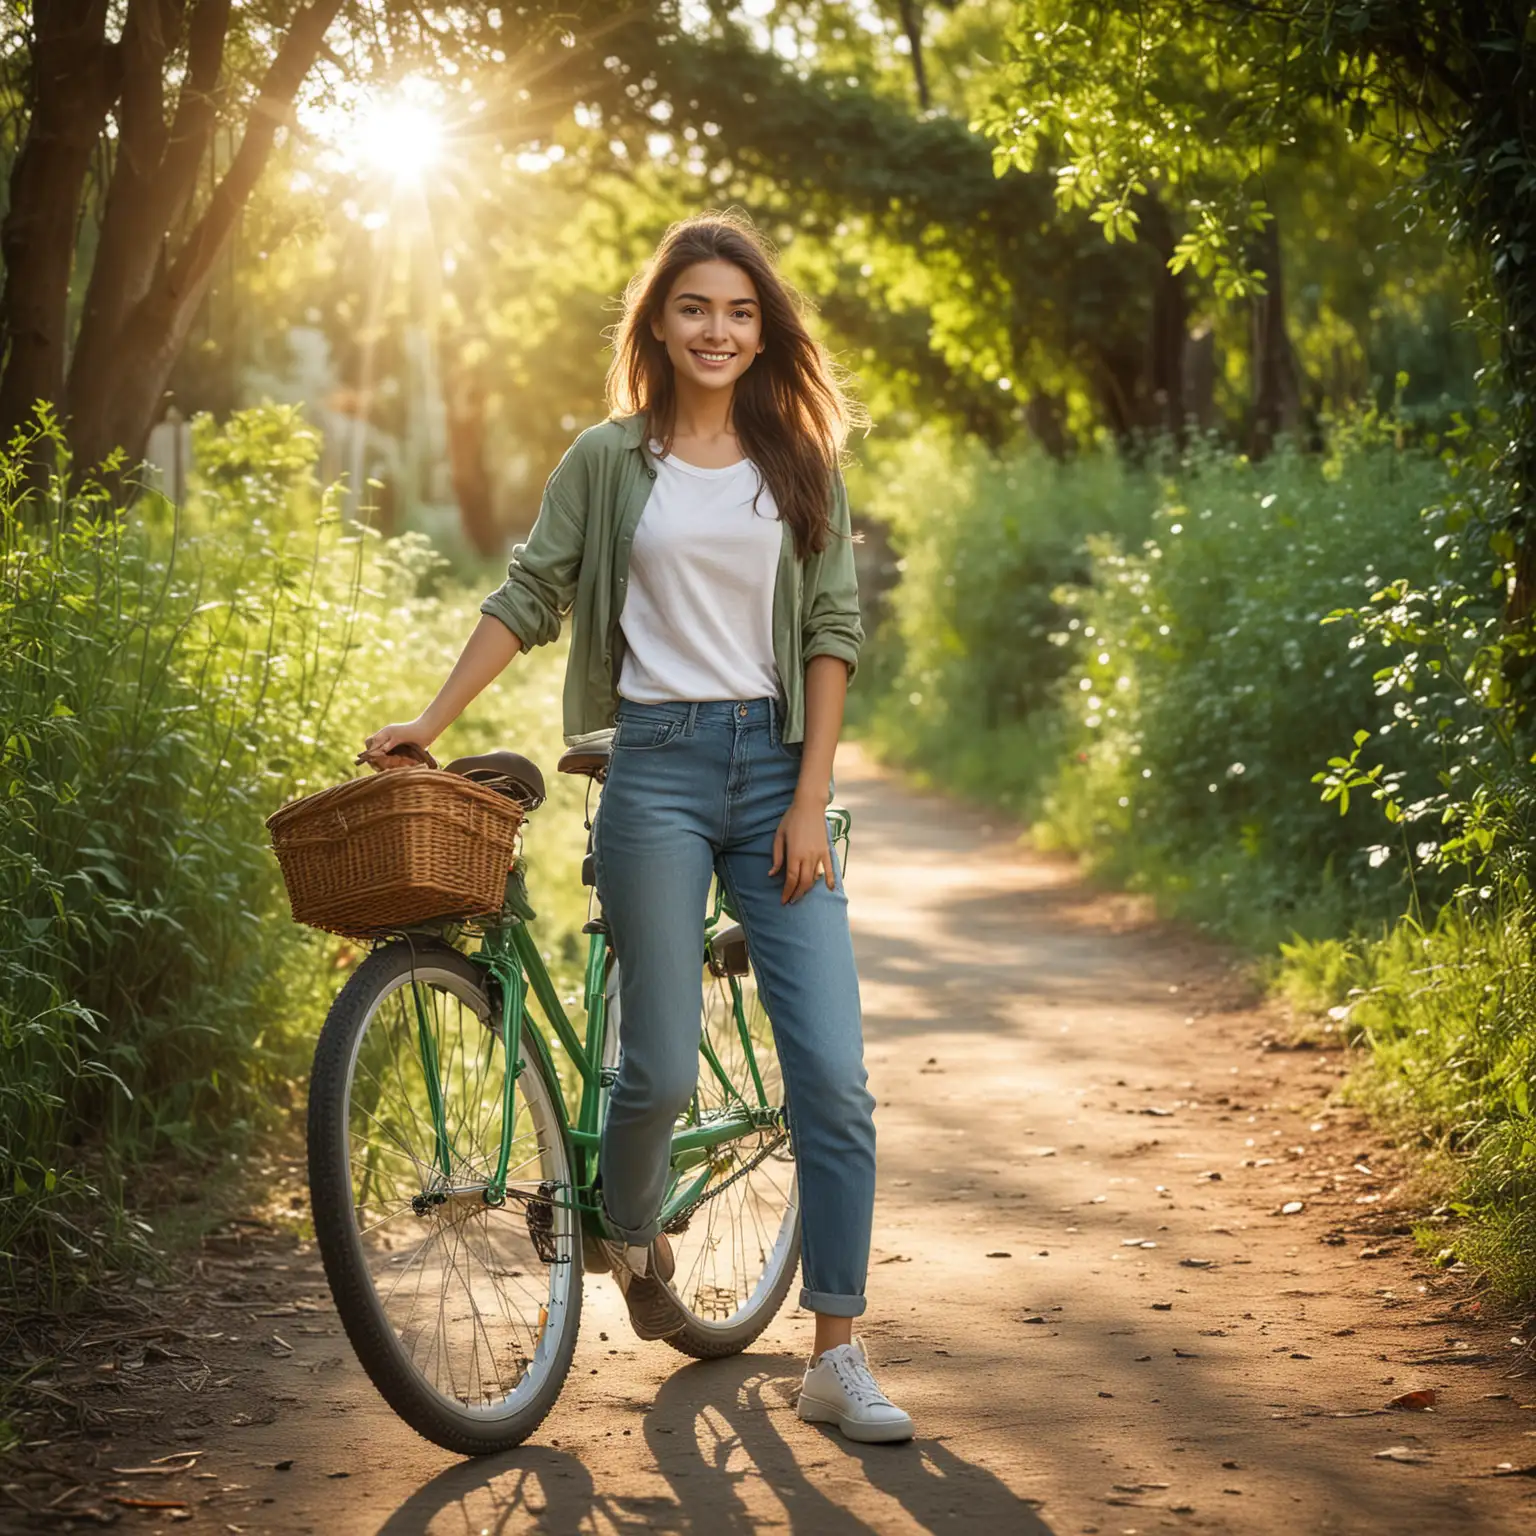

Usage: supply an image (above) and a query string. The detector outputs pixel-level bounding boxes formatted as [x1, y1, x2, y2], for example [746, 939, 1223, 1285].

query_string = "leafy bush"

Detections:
[0, 409, 582, 1296]
[852, 431, 1156, 817]
[1040, 433, 1453, 946]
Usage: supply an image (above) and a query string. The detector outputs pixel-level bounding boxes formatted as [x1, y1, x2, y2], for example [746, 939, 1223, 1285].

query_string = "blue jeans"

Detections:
[593, 697, 876, 1318]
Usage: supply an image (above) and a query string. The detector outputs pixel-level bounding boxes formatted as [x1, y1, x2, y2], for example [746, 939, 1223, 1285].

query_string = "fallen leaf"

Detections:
[1387, 1390, 1437, 1412]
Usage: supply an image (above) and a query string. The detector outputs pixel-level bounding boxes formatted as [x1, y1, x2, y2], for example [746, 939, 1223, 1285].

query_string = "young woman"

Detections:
[364, 213, 912, 1445]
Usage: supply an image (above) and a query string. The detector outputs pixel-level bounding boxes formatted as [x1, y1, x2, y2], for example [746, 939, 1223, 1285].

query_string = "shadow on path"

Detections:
[371, 1352, 1053, 1535]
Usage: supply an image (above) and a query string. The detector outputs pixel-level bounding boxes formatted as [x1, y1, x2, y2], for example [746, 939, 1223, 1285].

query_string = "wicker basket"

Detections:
[266, 767, 523, 939]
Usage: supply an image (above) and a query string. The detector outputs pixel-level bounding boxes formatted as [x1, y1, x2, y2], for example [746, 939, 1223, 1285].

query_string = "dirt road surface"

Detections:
[6, 747, 1535, 1535]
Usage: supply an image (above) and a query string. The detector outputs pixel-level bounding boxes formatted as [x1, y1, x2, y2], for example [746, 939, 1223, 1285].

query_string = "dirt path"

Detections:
[7, 747, 1536, 1535]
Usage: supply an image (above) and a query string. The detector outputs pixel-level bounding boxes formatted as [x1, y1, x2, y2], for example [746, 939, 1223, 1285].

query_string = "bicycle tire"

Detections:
[308, 940, 581, 1454]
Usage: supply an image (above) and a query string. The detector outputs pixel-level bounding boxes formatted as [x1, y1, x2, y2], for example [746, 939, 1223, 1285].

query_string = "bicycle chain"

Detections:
[663, 1129, 790, 1233]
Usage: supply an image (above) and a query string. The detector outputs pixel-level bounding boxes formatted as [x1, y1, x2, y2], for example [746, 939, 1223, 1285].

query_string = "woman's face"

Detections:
[651, 259, 765, 397]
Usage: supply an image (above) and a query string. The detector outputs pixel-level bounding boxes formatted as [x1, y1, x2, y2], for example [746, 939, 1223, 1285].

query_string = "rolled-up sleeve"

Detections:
[480, 441, 589, 648]
[802, 471, 864, 678]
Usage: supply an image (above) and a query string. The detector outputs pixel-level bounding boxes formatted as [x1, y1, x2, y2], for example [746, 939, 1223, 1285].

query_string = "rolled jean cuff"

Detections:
[800, 1286, 867, 1318]
[601, 1203, 660, 1248]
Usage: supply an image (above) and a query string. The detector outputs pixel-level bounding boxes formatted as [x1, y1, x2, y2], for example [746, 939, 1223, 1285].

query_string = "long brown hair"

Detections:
[605, 211, 862, 559]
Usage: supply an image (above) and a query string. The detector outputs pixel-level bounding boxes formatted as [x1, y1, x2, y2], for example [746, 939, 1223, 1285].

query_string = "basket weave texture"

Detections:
[266, 767, 523, 938]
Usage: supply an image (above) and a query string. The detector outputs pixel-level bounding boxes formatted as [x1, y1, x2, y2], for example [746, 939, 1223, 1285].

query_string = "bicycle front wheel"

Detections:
[308, 941, 581, 1455]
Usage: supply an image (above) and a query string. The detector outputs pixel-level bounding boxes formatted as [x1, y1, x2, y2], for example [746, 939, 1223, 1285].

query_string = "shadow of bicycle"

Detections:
[374, 1352, 1054, 1535]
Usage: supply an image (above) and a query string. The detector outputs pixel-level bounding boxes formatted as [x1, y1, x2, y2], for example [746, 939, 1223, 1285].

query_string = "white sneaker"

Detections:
[796, 1338, 914, 1444]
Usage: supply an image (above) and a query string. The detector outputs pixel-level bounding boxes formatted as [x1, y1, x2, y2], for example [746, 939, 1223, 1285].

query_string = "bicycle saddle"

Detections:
[445, 751, 546, 809]
[556, 729, 613, 783]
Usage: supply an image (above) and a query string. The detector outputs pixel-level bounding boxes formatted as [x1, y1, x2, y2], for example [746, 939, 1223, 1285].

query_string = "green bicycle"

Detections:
[305, 733, 853, 1455]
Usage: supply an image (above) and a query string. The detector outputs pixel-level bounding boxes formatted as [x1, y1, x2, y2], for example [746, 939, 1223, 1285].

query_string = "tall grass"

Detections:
[1280, 896, 1536, 1300]
[0, 409, 583, 1297]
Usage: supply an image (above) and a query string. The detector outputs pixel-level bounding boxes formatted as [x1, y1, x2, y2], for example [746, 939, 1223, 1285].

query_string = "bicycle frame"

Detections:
[399, 875, 777, 1238]
[399, 803, 850, 1237]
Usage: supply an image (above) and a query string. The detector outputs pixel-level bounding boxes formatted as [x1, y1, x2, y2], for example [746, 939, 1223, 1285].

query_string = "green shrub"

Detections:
[0, 409, 582, 1296]
[852, 430, 1156, 817]
[1041, 434, 1453, 946]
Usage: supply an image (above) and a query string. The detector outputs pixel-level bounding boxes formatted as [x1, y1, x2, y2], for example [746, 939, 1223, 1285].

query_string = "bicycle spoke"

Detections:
[338, 963, 574, 1421]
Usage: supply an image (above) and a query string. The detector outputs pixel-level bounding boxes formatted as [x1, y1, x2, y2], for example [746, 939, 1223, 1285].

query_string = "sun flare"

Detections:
[356, 99, 444, 185]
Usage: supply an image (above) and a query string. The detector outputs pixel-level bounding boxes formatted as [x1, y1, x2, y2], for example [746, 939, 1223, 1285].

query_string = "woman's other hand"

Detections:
[771, 797, 836, 904]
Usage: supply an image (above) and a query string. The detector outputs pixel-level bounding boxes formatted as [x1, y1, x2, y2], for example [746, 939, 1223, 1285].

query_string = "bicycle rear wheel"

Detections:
[308, 941, 581, 1454]
[604, 927, 801, 1358]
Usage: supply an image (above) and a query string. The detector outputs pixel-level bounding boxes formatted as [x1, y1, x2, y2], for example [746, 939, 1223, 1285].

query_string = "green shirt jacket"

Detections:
[480, 413, 864, 746]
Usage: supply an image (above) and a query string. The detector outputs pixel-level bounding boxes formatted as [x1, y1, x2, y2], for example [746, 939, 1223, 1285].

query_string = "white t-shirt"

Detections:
[617, 445, 782, 704]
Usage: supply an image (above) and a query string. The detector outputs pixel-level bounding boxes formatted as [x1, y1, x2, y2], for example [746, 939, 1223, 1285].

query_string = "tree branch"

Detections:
[161, 0, 345, 308]
[896, 0, 929, 110]
[154, 0, 233, 237]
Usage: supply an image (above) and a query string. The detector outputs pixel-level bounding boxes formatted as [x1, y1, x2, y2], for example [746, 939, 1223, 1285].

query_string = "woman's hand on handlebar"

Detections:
[358, 617, 524, 771]
[365, 717, 437, 757]
[359, 717, 440, 771]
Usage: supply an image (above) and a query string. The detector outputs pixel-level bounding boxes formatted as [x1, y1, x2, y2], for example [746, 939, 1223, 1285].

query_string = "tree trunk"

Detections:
[0, 0, 118, 447]
[65, 0, 344, 471]
[1248, 217, 1303, 459]
[69, 0, 231, 420]
[1183, 323, 1217, 430]
[1139, 196, 1189, 437]
[445, 362, 501, 557]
